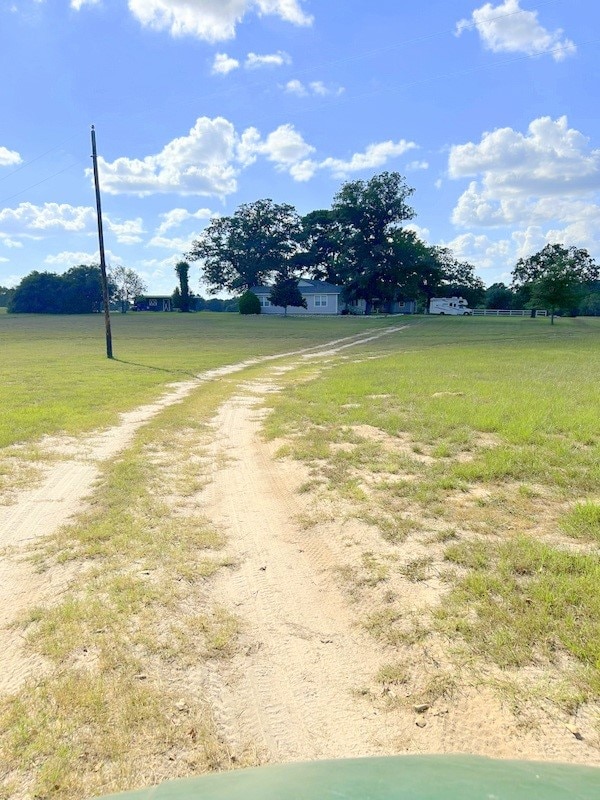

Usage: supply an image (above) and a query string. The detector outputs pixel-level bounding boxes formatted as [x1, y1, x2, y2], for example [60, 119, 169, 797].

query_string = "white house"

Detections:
[250, 279, 344, 315]
[250, 279, 418, 315]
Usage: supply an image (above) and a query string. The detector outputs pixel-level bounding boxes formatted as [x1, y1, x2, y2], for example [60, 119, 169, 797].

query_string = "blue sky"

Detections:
[1, 0, 599, 296]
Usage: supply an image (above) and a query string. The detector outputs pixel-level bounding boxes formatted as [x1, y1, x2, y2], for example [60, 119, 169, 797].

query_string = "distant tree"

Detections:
[61, 265, 106, 313]
[512, 243, 599, 324]
[172, 286, 182, 310]
[579, 292, 600, 316]
[238, 290, 261, 315]
[174, 261, 191, 312]
[205, 298, 226, 312]
[332, 172, 416, 313]
[437, 255, 486, 308]
[109, 265, 147, 313]
[0, 286, 15, 307]
[8, 271, 65, 313]
[8, 265, 106, 314]
[485, 282, 516, 310]
[268, 277, 307, 316]
[187, 199, 302, 294]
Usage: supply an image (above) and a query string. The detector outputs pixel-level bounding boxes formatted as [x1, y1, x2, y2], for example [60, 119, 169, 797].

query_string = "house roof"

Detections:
[250, 279, 343, 295]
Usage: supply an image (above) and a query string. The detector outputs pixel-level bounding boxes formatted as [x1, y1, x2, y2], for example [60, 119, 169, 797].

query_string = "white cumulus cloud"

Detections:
[156, 207, 214, 234]
[448, 116, 600, 265]
[96, 116, 239, 197]
[237, 123, 315, 174]
[449, 116, 600, 228]
[211, 53, 240, 75]
[406, 160, 429, 171]
[70, 0, 100, 9]
[44, 249, 121, 269]
[284, 79, 344, 97]
[245, 50, 290, 68]
[0, 202, 95, 232]
[319, 140, 418, 179]
[456, 0, 576, 61]
[104, 216, 145, 245]
[127, 0, 312, 42]
[0, 146, 22, 167]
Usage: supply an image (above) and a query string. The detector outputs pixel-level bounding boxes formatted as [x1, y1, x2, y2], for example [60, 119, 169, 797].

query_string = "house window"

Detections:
[314, 295, 328, 308]
[260, 297, 271, 307]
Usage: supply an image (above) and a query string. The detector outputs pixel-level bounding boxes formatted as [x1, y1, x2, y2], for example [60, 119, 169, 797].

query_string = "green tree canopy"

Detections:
[436, 253, 486, 308]
[109, 265, 147, 313]
[8, 266, 106, 314]
[293, 209, 342, 284]
[187, 199, 302, 294]
[511, 243, 599, 323]
[174, 261, 191, 312]
[0, 285, 15, 307]
[268, 277, 307, 316]
[485, 282, 516, 310]
[331, 172, 416, 313]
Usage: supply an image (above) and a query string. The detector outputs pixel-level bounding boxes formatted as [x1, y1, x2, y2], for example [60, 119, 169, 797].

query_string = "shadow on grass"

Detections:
[112, 358, 200, 378]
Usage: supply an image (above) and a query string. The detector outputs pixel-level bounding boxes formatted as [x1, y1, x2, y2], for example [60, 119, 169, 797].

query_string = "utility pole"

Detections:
[91, 125, 113, 359]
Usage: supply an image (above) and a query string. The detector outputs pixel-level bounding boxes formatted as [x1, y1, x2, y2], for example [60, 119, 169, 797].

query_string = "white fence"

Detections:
[472, 309, 547, 317]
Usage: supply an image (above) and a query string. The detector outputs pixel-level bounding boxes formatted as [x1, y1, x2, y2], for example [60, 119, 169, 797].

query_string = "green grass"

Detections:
[0, 311, 394, 448]
[560, 502, 600, 543]
[438, 535, 600, 693]
[264, 316, 600, 694]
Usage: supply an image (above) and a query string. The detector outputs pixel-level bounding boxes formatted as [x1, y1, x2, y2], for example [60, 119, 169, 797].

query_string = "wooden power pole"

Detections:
[90, 125, 113, 359]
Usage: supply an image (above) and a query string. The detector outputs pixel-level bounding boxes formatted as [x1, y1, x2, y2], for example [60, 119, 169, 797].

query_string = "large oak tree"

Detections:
[331, 172, 416, 313]
[187, 199, 302, 294]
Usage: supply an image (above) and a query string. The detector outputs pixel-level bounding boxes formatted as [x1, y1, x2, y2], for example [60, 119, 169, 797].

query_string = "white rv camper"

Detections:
[429, 297, 472, 316]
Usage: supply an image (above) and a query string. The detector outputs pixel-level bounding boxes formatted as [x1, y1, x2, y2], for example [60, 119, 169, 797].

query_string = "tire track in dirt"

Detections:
[200, 374, 405, 761]
[0, 325, 406, 696]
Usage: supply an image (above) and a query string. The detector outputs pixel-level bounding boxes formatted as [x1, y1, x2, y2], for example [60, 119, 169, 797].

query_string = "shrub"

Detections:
[238, 290, 261, 315]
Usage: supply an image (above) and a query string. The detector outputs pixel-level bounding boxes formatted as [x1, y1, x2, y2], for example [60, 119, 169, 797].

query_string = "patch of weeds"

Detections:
[419, 671, 457, 704]
[376, 662, 409, 686]
[297, 479, 323, 494]
[0, 670, 227, 800]
[517, 484, 540, 499]
[400, 556, 434, 582]
[361, 552, 390, 586]
[363, 608, 430, 647]
[188, 607, 241, 658]
[444, 540, 491, 570]
[359, 513, 416, 544]
[428, 528, 459, 544]
[560, 501, 600, 543]
[22, 595, 119, 662]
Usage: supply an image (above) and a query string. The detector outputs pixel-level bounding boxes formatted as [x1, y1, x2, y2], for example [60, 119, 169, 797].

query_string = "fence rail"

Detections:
[472, 309, 547, 317]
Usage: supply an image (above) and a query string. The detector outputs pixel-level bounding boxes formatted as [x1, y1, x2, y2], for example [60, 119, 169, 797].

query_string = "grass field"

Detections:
[0, 311, 392, 449]
[1, 313, 600, 798]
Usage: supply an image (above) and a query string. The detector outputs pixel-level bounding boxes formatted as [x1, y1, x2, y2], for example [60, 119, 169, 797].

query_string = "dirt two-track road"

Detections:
[1, 325, 598, 777]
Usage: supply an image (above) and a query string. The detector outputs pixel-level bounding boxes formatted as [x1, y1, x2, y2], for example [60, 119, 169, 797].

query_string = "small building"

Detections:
[251, 279, 344, 315]
[134, 295, 173, 312]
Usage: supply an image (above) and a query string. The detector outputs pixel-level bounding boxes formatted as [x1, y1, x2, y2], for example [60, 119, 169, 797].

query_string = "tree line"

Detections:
[186, 172, 487, 314]
[4, 171, 598, 317]
[185, 171, 598, 318]
[5, 265, 146, 314]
